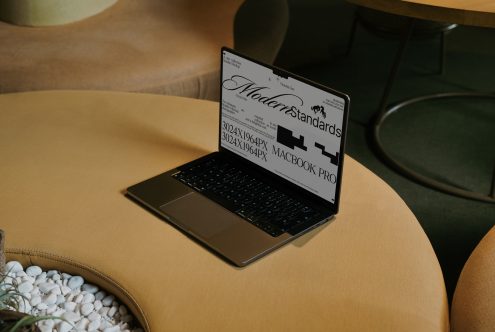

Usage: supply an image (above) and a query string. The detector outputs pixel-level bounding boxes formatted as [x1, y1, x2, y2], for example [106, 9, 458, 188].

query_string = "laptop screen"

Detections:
[220, 48, 348, 205]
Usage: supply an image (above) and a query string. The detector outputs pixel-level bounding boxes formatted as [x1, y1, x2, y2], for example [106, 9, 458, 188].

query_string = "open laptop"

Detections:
[126, 47, 350, 267]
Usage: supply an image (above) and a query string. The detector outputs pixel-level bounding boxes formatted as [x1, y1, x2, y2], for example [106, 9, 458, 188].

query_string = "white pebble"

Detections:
[18, 301, 31, 313]
[87, 311, 101, 321]
[102, 295, 115, 306]
[39, 282, 58, 293]
[88, 319, 100, 331]
[38, 325, 51, 332]
[82, 283, 99, 294]
[119, 305, 128, 315]
[26, 265, 43, 277]
[30, 295, 41, 306]
[103, 326, 120, 332]
[95, 291, 106, 301]
[34, 279, 44, 286]
[37, 302, 48, 310]
[46, 304, 57, 314]
[18, 281, 33, 293]
[76, 318, 90, 330]
[63, 301, 77, 311]
[94, 300, 103, 311]
[16, 271, 28, 278]
[100, 321, 111, 329]
[61, 285, 71, 295]
[31, 286, 40, 295]
[74, 294, 84, 303]
[81, 303, 94, 316]
[46, 270, 57, 278]
[52, 273, 61, 281]
[52, 308, 65, 317]
[62, 273, 72, 280]
[68, 276, 84, 290]
[50, 286, 62, 295]
[108, 306, 117, 318]
[57, 321, 72, 332]
[62, 311, 81, 322]
[82, 293, 95, 304]
[44, 293, 57, 306]
[37, 272, 47, 280]
[99, 307, 109, 316]
[56, 294, 65, 305]
[39, 319, 55, 330]
[21, 276, 35, 284]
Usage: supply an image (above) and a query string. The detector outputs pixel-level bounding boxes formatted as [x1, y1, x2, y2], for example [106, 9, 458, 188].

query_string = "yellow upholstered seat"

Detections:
[451, 225, 495, 331]
[0, 0, 243, 100]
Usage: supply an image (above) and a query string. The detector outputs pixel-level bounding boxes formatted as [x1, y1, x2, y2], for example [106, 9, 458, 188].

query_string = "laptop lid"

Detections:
[219, 47, 350, 214]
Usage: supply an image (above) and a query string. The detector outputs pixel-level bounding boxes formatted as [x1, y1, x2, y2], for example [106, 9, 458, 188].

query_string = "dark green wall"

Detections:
[276, 0, 356, 69]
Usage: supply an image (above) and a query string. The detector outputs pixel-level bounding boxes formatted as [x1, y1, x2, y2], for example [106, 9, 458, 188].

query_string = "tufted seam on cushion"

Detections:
[5, 247, 151, 332]
[133, 67, 220, 101]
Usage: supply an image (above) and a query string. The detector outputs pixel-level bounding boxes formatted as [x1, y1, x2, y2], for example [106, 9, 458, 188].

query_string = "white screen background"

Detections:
[220, 50, 345, 203]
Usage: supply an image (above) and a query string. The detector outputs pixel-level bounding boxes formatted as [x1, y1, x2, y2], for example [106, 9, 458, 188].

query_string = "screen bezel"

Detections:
[218, 47, 350, 214]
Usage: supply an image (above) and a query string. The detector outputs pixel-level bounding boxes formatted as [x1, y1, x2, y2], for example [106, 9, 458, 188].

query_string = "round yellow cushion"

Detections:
[451, 225, 495, 331]
[0, 0, 243, 100]
[1, 91, 449, 332]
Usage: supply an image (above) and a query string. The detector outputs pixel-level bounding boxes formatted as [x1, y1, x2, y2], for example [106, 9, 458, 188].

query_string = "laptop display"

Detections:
[126, 47, 349, 266]
[220, 49, 346, 204]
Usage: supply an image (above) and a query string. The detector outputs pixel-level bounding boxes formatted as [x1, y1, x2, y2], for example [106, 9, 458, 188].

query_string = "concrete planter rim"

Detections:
[0, 0, 118, 27]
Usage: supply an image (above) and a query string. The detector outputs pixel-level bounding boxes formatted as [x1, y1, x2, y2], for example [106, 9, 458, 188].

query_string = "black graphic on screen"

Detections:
[315, 142, 339, 166]
[277, 125, 307, 151]
[311, 105, 326, 119]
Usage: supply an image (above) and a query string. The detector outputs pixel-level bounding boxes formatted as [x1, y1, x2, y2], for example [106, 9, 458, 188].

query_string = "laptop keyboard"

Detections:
[172, 157, 325, 237]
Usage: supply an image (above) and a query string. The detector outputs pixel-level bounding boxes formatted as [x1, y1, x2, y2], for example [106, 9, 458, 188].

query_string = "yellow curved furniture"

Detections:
[0, 0, 291, 101]
[0, 0, 244, 100]
[1, 91, 449, 331]
[451, 225, 495, 332]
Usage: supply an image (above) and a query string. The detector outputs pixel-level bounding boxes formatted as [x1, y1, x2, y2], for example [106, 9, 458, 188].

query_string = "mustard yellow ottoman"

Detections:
[0, 0, 243, 100]
[451, 225, 495, 331]
[1, 91, 449, 331]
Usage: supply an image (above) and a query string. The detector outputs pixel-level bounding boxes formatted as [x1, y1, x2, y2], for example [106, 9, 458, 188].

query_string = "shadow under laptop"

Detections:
[291, 219, 334, 247]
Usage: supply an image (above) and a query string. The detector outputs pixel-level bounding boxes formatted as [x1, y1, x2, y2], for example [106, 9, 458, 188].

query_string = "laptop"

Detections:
[126, 47, 350, 267]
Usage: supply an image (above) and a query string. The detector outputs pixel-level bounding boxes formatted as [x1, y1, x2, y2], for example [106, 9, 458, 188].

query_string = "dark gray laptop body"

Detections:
[127, 47, 349, 267]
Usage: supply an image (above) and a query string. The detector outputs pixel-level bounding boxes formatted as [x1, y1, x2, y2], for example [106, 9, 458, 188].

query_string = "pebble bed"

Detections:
[3, 261, 143, 332]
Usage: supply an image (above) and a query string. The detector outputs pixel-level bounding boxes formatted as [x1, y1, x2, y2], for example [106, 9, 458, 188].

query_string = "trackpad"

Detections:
[159, 193, 242, 238]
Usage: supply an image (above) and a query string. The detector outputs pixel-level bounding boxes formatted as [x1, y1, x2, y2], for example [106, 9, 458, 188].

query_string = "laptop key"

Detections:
[174, 157, 322, 237]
